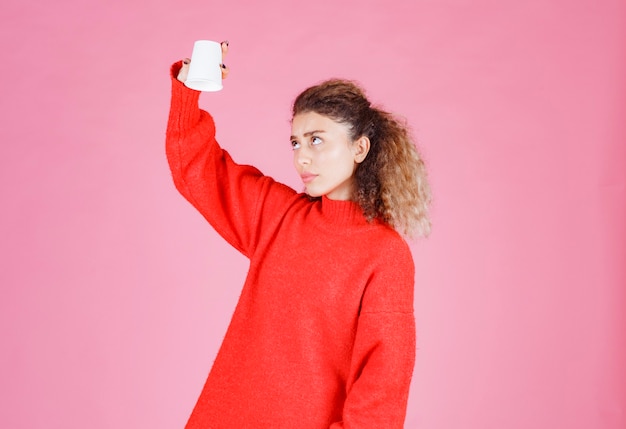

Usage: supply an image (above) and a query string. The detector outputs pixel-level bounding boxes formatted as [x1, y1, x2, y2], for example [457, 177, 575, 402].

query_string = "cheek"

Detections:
[326, 148, 354, 171]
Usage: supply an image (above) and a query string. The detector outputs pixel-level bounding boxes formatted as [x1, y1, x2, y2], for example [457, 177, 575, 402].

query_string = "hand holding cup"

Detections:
[178, 40, 229, 90]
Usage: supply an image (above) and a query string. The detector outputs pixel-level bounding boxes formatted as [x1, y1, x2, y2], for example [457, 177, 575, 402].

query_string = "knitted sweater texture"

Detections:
[166, 63, 416, 429]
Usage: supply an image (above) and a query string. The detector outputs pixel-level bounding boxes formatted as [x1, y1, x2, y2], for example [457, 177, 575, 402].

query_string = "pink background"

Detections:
[1, 0, 624, 428]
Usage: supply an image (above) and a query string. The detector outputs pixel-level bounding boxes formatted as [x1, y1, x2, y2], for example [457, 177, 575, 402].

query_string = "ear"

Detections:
[353, 136, 370, 163]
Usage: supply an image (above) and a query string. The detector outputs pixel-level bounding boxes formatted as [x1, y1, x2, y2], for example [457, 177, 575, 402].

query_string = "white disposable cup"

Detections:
[184, 40, 223, 92]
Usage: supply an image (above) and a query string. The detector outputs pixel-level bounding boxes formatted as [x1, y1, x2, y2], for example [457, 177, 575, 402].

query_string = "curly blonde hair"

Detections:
[292, 79, 431, 237]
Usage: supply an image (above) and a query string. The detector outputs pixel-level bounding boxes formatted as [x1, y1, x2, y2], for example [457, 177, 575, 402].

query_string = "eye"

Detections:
[311, 136, 322, 146]
[291, 140, 301, 150]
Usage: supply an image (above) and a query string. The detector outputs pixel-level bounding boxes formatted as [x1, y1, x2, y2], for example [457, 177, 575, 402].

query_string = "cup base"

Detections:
[185, 79, 223, 92]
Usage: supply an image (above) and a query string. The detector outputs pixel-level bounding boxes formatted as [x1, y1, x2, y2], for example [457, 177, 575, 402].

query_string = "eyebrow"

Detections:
[290, 130, 326, 140]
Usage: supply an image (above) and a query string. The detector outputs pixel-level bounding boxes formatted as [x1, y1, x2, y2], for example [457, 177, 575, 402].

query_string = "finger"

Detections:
[219, 41, 229, 79]
[177, 58, 191, 82]
[220, 63, 230, 79]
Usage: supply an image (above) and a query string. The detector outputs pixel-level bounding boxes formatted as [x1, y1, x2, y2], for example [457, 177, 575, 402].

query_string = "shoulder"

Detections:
[358, 226, 415, 313]
[367, 224, 414, 266]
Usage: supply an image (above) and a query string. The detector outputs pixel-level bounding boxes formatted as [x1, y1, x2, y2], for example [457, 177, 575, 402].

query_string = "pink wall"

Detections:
[1, 0, 624, 427]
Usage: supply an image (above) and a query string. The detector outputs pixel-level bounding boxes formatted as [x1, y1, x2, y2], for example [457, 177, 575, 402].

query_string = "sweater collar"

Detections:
[314, 195, 371, 230]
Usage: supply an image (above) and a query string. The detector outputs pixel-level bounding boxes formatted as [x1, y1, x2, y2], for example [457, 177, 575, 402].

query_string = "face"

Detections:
[291, 111, 369, 200]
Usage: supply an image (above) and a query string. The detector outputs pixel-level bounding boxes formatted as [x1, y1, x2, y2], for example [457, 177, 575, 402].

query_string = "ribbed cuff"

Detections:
[168, 61, 205, 133]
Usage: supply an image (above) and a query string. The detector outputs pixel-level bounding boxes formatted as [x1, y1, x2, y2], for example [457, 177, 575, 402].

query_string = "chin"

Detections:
[303, 185, 323, 198]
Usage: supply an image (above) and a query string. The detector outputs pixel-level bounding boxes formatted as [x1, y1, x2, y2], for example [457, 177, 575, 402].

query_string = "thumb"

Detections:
[177, 58, 191, 82]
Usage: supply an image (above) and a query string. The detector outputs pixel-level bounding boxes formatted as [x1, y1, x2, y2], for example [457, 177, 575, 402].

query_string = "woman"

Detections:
[166, 42, 431, 428]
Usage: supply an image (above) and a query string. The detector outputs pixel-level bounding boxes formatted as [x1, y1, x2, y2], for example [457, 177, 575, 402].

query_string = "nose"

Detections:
[295, 146, 311, 168]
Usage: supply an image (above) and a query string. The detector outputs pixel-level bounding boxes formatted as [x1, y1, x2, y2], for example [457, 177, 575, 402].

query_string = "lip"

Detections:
[300, 173, 318, 184]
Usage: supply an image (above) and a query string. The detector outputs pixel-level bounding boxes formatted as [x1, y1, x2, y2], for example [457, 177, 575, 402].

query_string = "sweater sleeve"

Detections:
[165, 62, 295, 257]
[331, 239, 416, 429]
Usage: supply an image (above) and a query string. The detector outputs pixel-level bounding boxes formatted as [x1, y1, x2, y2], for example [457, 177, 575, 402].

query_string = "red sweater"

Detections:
[166, 63, 416, 429]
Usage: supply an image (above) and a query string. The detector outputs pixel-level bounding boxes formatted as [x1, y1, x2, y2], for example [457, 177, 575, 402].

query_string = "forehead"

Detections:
[291, 111, 351, 137]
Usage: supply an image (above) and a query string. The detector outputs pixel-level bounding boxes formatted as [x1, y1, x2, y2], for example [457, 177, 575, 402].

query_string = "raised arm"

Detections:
[165, 55, 293, 257]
